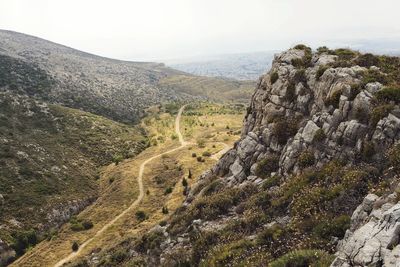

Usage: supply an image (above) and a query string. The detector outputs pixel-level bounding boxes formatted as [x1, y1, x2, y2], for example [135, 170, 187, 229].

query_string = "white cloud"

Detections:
[0, 0, 399, 61]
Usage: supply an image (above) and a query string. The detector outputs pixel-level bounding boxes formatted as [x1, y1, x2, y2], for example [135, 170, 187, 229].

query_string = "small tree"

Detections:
[135, 210, 147, 221]
[72, 241, 79, 251]
[113, 154, 123, 165]
[188, 169, 192, 179]
[162, 206, 169, 214]
[182, 178, 188, 187]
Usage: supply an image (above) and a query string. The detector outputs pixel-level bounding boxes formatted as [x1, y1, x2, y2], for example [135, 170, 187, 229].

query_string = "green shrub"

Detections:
[375, 86, 400, 103]
[135, 210, 147, 221]
[162, 206, 169, 214]
[202, 151, 211, 157]
[110, 248, 128, 263]
[291, 45, 312, 68]
[293, 44, 310, 50]
[298, 151, 315, 168]
[313, 129, 326, 143]
[255, 155, 280, 177]
[11, 229, 38, 256]
[349, 83, 361, 101]
[164, 187, 173, 195]
[355, 53, 381, 67]
[316, 65, 329, 80]
[317, 46, 330, 54]
[312, 215, 350, 239]
[332, 48, 357, 60]
[196, 156, 204, 162]
[112, 154, 123, 165]
[284, 82, 296, 103]
[197, 139, 206, 148]
[262, 175, 281, 190]
[70, 218, 93, 231]
[244, 191, 271, 211]
[370, 104, 394, 126]
[159, 220, 167, 226]
[135, 230, 165, 253]
[361, 142, 375, 161]
[82, 220, 93, 230]
[191, 152, 197, 157]
[324, 90, 342, 108]
[270, 72, 279, 84]
[72, 241, 79, 251]
[256, 224, 284, 245]
[191, 231, 219, 264]
[202, 239, 254, 266]
[294, 69, 307, 84]
[362, 69, 389, 85]
[182, 178, 188, 187]
[389, 144, 400, 170]
[269, 249, 334, 267]
[202, 179, 224, 196]
[354, 107, 369, 124]
[273, 120, 298, 145]
[192, 185, 256, 221]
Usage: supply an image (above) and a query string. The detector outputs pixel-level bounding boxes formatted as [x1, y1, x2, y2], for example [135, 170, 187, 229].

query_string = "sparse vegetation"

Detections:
[324, 89, 342, 108]
[370, 104, 393, 126]
[270, 72, 279, 84]
[255, 155, 280, 177]
[284, 81, 296, 102]
[135, 210, 147, 222]
[313, 129, 326, 142]
[69, 217, 94, 232]
[269, 249, 334, 267]
[298, 151, 315, 168]
[375, 86, 400, 103]
[72, 241, 79, 252]
[272, 119, 298, 145]
[316, 65, 329, 80]
[389, 144, 400, 170]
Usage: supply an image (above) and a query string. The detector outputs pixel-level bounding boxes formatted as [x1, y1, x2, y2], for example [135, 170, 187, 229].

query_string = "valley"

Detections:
[10, 103, 245, 266]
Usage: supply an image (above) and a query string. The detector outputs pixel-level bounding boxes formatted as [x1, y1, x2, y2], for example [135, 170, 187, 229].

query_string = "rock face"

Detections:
[83, 47, 400, 267]
[203, 48, 400, 185]
[332, 192, 400, 267]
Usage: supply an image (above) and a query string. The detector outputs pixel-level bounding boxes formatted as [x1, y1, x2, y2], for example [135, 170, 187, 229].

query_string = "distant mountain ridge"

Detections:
[0, 30, 253, 124]
[169, 51, 276, 80]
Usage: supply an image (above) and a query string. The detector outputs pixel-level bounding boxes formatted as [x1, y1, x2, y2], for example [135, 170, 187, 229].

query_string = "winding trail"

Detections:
[54, 106, 188, 267]
[211, 142, 230, 161]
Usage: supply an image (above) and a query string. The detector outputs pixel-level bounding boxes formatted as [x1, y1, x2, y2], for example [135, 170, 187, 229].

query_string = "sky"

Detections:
[0, 0, 399, 61]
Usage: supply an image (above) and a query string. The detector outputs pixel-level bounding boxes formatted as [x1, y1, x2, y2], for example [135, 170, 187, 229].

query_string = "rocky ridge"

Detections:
[118, 46, 400, 266]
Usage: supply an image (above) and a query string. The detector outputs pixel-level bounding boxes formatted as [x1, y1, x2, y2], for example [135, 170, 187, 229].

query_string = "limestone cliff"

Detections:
[88, 46, 400, 266]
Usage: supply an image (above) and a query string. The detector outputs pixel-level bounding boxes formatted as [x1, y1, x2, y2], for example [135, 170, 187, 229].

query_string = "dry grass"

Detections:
[14, 103, 245, 266]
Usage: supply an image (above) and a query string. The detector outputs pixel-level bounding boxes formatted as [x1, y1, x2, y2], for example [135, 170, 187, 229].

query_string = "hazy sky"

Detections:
[0, 0, 399, 61]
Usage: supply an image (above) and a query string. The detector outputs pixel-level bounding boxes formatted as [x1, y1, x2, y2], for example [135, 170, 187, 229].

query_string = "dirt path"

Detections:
[53, 106, 188, 267]
[211, 142, 230, 160]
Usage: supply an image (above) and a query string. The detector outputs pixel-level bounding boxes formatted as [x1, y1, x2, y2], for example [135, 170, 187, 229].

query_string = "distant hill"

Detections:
[169, 51, 276, 80]
[0, 30, 253, 124]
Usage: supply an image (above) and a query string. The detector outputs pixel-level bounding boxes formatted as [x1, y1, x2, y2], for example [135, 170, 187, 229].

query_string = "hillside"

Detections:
[84, 46, 400, 266]
[0, 30, 253, 123]
[0, 91, 147, 265]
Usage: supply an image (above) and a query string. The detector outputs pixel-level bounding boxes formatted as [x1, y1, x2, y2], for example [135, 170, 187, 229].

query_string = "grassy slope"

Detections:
[13, 103, 245, 266]
[0, 92, 146, 250]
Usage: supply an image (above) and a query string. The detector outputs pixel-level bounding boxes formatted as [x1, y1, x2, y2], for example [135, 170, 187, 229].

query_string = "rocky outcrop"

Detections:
[0, 239, 15, 266]
[332, 191, 400, 267]
[202, 48, 400, 186]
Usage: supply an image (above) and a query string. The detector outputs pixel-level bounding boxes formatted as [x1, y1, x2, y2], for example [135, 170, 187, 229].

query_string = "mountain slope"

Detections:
[87, 46, 400, 266]
[0, 91, 147, 265]
[0, 30, 253, 123]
